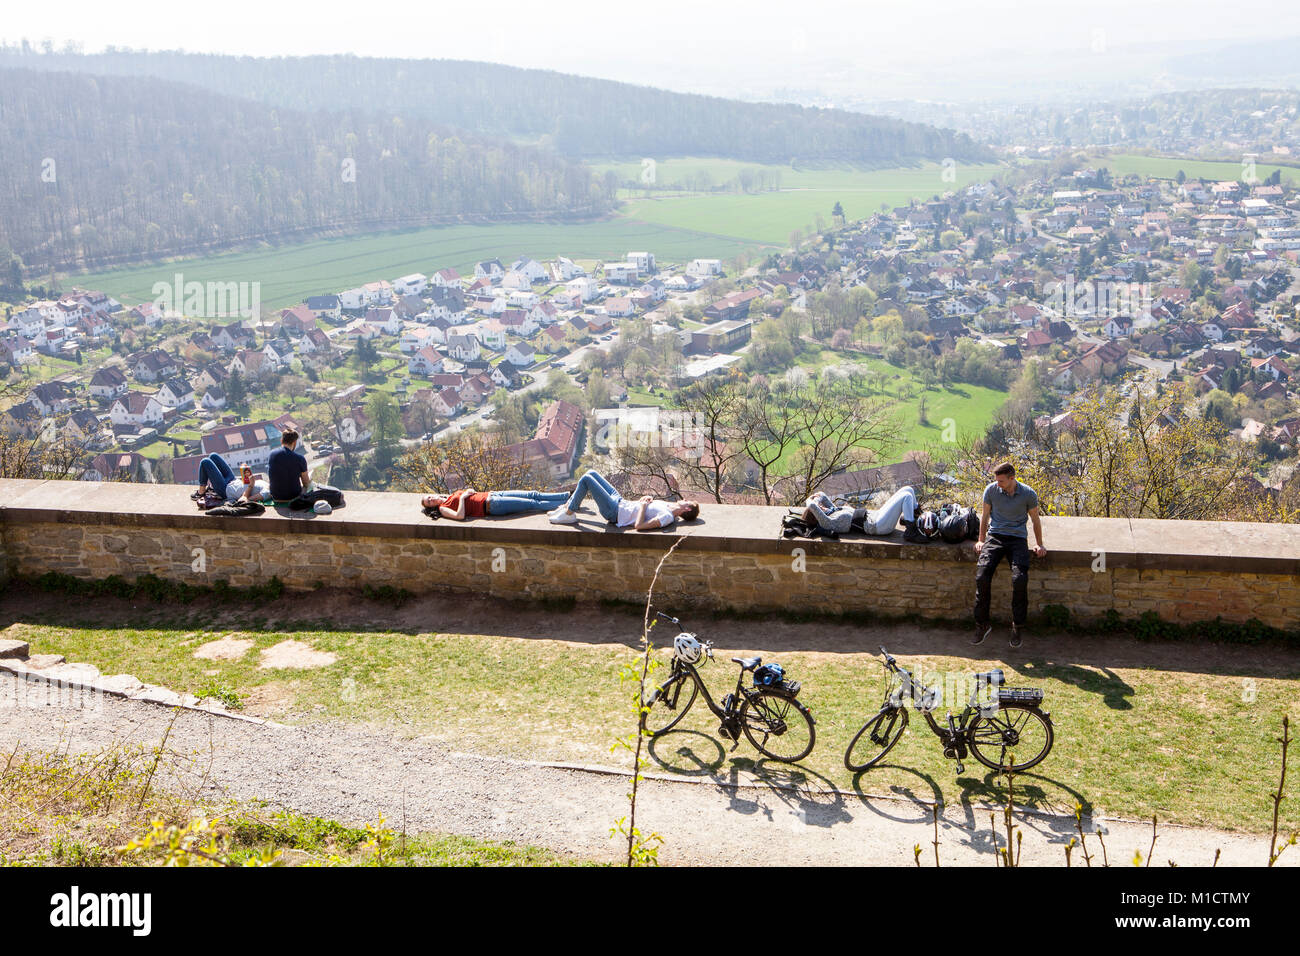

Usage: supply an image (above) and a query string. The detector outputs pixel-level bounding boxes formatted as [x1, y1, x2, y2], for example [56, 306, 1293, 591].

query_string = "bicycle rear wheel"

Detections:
[844, 706, 909, 772]
[641, 671, 699, 737]
[967, 704, 1054, 773]
[739, 690, 815, 763]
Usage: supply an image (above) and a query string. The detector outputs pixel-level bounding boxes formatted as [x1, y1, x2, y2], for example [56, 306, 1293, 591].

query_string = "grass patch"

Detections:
[10, 610, 1300, 834]
[1100, 153, 1299, 186]
[0, 744, 591, 866]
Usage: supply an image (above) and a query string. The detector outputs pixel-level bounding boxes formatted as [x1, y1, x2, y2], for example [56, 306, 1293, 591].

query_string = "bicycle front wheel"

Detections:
[967, 704, 1054, 773]
[844, 706, 909, 772]
[739, 690, 816, 763]
[641, 671, 699, 737]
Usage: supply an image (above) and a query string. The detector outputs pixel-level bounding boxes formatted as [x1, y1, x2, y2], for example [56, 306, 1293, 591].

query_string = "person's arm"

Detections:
[633, 497, 668, 531]
[440, 490, 469, 521]
[805, 496, 835, 530]
[1029, 506, 1046, 557]
[975, 501, 992, 552]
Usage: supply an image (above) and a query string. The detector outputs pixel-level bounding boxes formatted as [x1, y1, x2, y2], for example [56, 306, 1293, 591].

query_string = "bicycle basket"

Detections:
[753, 663, 785, 687]
[993, 687, 1044, 707]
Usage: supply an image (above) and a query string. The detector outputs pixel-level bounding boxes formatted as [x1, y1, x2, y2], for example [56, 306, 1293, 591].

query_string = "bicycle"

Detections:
[844, 647, 1053, 775]
[640, 611, 816, 763]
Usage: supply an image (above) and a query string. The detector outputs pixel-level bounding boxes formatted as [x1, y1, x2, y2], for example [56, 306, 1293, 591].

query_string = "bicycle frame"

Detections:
[879, 654, 1000, 756]
[661, 656, 755, 724]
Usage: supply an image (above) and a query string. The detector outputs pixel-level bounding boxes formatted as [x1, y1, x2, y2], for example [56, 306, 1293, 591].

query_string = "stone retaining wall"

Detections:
[1, 479, 1298, 631]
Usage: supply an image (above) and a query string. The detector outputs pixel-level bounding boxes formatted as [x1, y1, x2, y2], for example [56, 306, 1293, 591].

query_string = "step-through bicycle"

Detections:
[641, 611, 816, 763]
[844, 647, 1053, 775]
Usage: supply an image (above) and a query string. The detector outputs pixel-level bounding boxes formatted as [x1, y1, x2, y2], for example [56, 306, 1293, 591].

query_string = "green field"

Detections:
[616, 160, 1010, 244]
[70, 160, 1011, 311]
[791, 347, 1006, 455]
[1100, 153, 1300, 186]
[74, 220, 772, 312]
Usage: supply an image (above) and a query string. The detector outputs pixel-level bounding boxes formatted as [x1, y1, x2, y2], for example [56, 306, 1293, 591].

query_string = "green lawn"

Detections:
[1100, 153, 1300, 185]
[789, 347, 1006, 455]
[12, 618, 1300, 834]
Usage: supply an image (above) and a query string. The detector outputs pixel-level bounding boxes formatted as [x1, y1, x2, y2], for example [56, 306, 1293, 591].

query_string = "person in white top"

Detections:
[549, 469, 699, 530]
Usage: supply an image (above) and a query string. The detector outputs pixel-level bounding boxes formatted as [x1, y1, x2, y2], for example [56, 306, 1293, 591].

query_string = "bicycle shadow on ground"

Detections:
[1018, 659, 1134, 710]
[644, 730, 852, 829]
[714, 757, 852, 830]
[947, 770, 1097, 862]
[846, 764, 944, 825]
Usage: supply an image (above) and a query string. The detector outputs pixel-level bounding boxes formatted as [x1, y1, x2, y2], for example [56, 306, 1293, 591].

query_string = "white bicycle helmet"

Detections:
[918, 511, 940, 537]
[673, 632, 703, 664]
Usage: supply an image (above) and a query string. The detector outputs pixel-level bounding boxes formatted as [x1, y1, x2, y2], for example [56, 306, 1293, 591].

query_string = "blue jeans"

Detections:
[199, 454, 236, 491]
[864, 486, 918, 534]
[566, 470, 622, 523]
[487, 490, 570, 515]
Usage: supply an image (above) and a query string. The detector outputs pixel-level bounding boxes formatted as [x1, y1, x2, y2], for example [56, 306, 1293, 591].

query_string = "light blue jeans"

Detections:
[565, 470, 622, 523]
[487, 490, 571, 515]
[861, 485, 918, 535]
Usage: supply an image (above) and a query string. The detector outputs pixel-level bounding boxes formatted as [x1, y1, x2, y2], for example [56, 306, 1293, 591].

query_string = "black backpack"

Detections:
[937, 503, 979, 543]
[781, 510, 838, 540]
[289, 484, 345, 511]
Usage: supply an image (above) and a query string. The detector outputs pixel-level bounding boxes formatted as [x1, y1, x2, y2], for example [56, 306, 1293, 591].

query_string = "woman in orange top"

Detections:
[421, 487, 571, 520]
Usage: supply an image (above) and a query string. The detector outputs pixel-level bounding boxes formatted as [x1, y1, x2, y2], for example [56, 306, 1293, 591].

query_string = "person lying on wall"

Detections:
[192, 453, 270, 504]
[421, 488, 572, 520]
[548, 468, 699, 530]
[802, 486, 927, 542]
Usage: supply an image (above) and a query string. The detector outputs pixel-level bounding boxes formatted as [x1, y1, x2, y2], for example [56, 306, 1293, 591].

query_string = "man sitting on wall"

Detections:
[268, 429, 311, 504]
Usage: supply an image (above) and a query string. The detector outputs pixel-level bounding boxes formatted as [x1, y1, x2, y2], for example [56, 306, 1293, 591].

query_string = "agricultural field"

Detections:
[613, 160, 1010, 244]
[1100, 153, 1300, 186]
[69, 160, 1011, 312]
[71, 220, 772, 313]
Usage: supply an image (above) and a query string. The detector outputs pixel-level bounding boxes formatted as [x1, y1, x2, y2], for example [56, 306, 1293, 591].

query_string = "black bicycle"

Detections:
[641, 611, 816, 763]
[845, 647, 1053, 775]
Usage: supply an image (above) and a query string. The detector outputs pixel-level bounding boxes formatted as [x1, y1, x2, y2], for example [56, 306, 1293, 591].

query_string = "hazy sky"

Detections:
[5, 0, 1300, 97]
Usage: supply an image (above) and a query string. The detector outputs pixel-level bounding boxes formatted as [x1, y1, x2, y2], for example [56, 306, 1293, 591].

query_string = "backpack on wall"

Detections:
[936, 503, 979, 543]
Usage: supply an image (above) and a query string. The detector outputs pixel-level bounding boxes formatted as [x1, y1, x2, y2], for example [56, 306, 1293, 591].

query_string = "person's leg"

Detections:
[586, 469, 619, 497]
[565, 472, 622, 522]
[1007, 536, 1031, 627]
[498, 490, 571, 505]
[487, 494, 544, 515]
[974, 535, 1007, 627]
[868, 486, 917, 534]
[198, 455, 233, 490]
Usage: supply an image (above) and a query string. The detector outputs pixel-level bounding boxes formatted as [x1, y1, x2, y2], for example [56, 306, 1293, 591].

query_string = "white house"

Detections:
[433, 388, 462, 418]
[339, 288, 367, 311]
[501, 271, 532, 291]
[503, 343, 536, 367]
[472, 320, 508, 351]
[551, 257, 583, 281]
[89, 366, 129, 400]
[430, 268, 460, 287]
[1102, 316, 1134, 339]
[11, 307, 44, 338]
[688, 258, 724, 277]
[605, 262, 639, 284]
[511, 258, 548, 283]
[446, 334, 481, 362]
[393, 273, 428, 297]
[1201, 321, 1225, 342]
[201, 386, 227, 410]
[474, 259, 505, 282]
[400, 327, 434, 354]
[408, 346, 446, 377]
[627, 251, 656, 275]
[566, 277, 599, 303]
[506, 289, 540, 310]
[155, 377, 195, 410]
[109, 392, 165, 427]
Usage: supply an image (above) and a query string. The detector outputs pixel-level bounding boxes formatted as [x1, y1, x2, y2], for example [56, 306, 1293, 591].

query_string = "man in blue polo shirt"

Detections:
[973, 462, 1047, 649]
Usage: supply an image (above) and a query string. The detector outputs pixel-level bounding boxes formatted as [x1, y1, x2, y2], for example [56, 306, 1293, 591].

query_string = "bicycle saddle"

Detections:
[975, 669, 1005, 684]
[731, 656, 762, 670]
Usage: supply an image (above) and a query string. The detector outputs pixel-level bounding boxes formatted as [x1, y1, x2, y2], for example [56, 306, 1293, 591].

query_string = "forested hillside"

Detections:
[0, 68, 609, 272]
[0, 48, 990, 164]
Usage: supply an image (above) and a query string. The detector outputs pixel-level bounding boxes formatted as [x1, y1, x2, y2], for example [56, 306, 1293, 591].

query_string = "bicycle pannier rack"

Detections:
[769, 679, 801, 698]
[993, 687, 1044, 707]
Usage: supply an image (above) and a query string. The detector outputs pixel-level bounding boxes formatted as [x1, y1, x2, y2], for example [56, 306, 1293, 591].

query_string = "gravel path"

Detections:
[1, 674, 1286, 867]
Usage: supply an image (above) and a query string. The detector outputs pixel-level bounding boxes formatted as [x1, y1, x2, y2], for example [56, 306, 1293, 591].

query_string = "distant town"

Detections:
[3, 160, 1298, 503]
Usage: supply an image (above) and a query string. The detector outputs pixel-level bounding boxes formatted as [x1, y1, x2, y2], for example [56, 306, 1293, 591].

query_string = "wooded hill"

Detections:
[0, 48, 990, 165]
[0, 67, 610, 272]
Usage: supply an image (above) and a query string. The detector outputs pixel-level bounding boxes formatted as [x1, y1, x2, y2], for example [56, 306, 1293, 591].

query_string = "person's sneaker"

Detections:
[972, 623, 991, 646]
[549, 510, 578, 524]
[1009, 624, 1023, 649]
[902, 521, 927, 544]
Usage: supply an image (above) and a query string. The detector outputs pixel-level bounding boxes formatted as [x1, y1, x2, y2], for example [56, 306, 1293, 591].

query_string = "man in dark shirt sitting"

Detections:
[267, 429, 311, 503]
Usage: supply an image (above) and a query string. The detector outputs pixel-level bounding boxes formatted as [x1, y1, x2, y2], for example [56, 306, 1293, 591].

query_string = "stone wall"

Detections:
[1, 479, 1298, 631]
